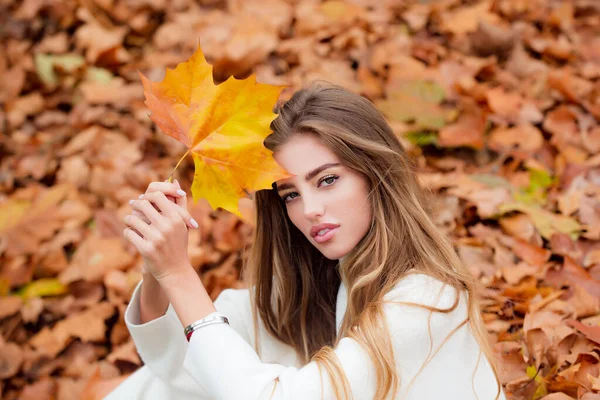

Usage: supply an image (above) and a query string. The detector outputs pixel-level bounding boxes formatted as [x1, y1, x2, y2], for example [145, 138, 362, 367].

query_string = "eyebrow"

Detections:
[275, 162, 341, 193]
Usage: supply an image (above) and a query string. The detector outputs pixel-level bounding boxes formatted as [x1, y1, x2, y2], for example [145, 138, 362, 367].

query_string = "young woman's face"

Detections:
[273, 134, 373, 260]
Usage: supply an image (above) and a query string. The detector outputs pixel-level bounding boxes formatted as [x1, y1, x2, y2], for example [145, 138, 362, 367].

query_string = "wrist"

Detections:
[155, 264, 197, 290]
[157, 267, 216, 328]
[142, 270, 158, 283]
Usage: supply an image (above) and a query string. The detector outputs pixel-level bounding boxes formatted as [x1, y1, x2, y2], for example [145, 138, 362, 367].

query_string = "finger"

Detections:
[166, 194, 177, 204]
[132, 210, 151, 224]
[142, 191, 196, 229]
[130, 198, 163, 226]
[164, 179, 178, 205]
[145, 181, 187, 200]
[123, 227, 151, 255]
[172, 182, 195, 228]
[174, 179, 188, 209]
[130, 198, 183, 226]
[124, 214, 160, 241]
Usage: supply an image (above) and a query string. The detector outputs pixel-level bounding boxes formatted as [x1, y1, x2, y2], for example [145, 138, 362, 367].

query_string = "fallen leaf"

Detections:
[29, 302, 115, 357]
[438, 106, 486, 149]
[486, 86, 524, 123]
[0, 342, 24, 379]
[546, 256, 600, 298]
[0, 295, 23, 319]
[377, 79, 455, 130]
[0, 184, 71, 259]
[499, 202, 582, 241]
[440, 1, 500, 35]
[15, 278, 68, 299]
[34, 54, 85, 88]
[566, 320, 600, 345]
[488, 124, 544, 152]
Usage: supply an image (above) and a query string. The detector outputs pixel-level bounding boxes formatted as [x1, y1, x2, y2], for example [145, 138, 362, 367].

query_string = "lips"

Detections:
[310, 223, 340, 237]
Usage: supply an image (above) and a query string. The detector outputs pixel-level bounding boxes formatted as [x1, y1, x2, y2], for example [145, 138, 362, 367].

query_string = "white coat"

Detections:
[105, 273, 506, 399]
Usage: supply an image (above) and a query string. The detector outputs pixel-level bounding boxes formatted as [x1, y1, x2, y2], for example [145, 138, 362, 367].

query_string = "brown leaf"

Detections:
[502, 261, 540, 285]
[5, 92, 44, 129]
[29, 303, 114, 357]
[488, 124, 544, 152]
[20, 377, 57, 400]
[566, 320, 600, 345]
[540, 393, 576, 400]
[59, 236, 135, 284]
[0, 342, 24, 379]
[0, 295, 23, 319]
[567, 285, 600, 319]
[0, 184, 72, 259]
[439, 1, 500, 36]
[499, 213, 538, 242]
[486, 86, 524, 123]
[437, 106, 486, 149]
[546, 256, 600, 298]
[511, 238, 551, 267]
[20, 297, 44, 324]
[469, 20, 516, 59]
[74, 22, 128, 64]
[106, 338, 141, 366]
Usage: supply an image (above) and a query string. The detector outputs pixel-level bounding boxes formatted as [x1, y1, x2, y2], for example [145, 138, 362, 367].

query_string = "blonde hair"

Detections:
[241, 81, 502, 399]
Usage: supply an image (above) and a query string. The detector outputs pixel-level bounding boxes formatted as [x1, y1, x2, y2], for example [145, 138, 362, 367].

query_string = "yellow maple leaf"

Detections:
[139, 43, 291, 217]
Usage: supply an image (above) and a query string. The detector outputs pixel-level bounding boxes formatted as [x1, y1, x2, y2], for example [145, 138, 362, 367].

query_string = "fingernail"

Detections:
[129, 200, 134, 204]
[177, 189, 186, 196]
[139, 194, 144, 199]
[190, 218, 199, 228]
[175, 179, 180, 186]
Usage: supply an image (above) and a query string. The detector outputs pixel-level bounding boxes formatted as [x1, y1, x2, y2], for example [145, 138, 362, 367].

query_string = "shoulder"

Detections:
[381, 273, 469, 342]
[383, 272, 463, 309]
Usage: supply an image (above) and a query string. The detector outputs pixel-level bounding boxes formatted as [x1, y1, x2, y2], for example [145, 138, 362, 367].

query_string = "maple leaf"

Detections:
[139, 44, 291, 217]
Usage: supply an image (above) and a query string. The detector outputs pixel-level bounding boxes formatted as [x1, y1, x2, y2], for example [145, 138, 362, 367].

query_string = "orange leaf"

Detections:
[140, 43, 292, 217]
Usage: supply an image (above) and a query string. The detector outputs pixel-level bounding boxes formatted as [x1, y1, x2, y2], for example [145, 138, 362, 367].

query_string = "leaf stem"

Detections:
[166, 149, 191, 183]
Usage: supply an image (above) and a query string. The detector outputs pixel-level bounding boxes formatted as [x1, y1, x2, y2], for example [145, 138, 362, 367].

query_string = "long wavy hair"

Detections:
[241, 81, 502, 399]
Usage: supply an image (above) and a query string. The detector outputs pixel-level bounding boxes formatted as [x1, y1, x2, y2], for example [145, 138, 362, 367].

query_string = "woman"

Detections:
[107, 82, 506, 399]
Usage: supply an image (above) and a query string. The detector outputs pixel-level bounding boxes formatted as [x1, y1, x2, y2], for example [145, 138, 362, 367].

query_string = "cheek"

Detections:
[337, 180, 370, 214]
[340, 180, 372, 233]
[285, 204, 304, 231]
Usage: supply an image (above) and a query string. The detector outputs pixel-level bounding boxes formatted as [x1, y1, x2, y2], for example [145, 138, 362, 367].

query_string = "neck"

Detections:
[337, 254, 348, 282]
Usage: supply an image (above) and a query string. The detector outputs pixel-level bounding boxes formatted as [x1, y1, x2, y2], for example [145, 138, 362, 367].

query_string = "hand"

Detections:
[123, 179, 198, 281]
[129, 179, 198, 276]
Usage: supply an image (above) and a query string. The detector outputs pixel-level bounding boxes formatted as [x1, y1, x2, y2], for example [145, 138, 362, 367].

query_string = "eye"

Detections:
[319, 175, 338, 187]
[281, 192, 298, 203]
[280, 175, 339, 203]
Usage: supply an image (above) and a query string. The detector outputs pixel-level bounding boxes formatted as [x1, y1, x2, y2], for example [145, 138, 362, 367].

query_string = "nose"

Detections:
[302, 194, 324, 220]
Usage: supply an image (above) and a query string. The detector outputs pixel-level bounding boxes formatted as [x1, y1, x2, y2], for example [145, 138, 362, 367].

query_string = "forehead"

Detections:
[273, 134, 340, 180]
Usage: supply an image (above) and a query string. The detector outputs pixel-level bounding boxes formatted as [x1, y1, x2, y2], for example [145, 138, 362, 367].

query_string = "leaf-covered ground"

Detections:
[1, 0, 599, 399]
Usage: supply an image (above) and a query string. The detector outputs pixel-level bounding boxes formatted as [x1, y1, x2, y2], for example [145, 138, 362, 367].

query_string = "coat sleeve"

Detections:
[182, 275, 506, 400]
[124, 278, 252, 393]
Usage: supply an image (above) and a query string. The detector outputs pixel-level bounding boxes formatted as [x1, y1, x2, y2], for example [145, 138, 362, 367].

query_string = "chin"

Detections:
[317, 246, 351, 261]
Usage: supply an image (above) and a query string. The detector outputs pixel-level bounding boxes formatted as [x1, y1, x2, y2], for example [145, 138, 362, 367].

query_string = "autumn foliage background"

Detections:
[1, 0, 600, 399]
